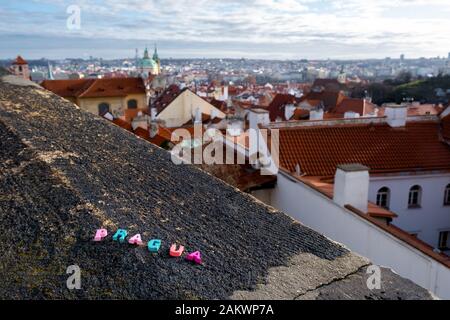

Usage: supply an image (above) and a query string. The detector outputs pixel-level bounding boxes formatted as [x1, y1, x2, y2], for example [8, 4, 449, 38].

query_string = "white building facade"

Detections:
[369, 173, 450, 251]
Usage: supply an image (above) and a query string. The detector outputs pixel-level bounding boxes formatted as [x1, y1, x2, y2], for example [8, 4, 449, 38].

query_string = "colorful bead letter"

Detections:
[112, 229, 128, 243]
[148, 239, 162, 253]
[128, 234, 143, 245]
[186, 251, 202, 265]
[93, 229, 108, 242]
[169, 244, 185, 257]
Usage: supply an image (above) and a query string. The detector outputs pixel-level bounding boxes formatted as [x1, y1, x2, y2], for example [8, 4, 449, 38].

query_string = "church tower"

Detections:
[47, 60, 55, 80]
[11, 55, 30, 80]
[153, 44, 161, 75]
[140, 47, 159, 77]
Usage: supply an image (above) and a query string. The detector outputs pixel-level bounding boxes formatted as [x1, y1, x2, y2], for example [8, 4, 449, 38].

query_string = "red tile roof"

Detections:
[41, 78, 145, 99]
[134, 125, 174, 147]
[41, 79, 95, 98]
[13, 55, 28, 65]
[210, 98, 227, 111]
[378, 104, 444, 117]
[79, 78, 145, 98]
[151, 84, 183, 114]
[277, 121, 450, 176]
[299, 90, 346, 111]
[290, 109, 310, 120]
[183, 113, 212, 126]
[268, 94, 299, 121]
[332, 98, 376, 115]
[134, 127, 164, 146]
[112, 118, 133, 131]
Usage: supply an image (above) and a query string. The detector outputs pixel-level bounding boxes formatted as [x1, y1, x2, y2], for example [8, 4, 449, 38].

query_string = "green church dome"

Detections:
[141, 47, 157, 68]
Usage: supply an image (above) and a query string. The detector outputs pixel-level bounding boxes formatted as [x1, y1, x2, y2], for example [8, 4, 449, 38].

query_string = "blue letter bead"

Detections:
[112, 229, 128, 243]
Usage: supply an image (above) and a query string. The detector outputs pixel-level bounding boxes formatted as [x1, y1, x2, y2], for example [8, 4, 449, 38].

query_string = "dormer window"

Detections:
[408, 185, 422, 208]
[376, 187, 390, 209]
[98, 103, 110, 116]
[127, 99, 138, 109]
[445, 184, 450, 206]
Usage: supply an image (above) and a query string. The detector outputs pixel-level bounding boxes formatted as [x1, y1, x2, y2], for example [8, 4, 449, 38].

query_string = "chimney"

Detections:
[194, 107, 202, 124]
[385, 104, 407, 127]
[248, 109, 270, 130]
[211, 108, 218, 120]
[309, 108, 324, 121]
[223, 85, 229, 101]
[333, 164, 369, 213]
[150, 107, 157, 121]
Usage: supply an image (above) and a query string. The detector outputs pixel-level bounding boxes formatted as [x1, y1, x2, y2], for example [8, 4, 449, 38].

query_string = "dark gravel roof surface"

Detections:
[0, 77, 433, 300]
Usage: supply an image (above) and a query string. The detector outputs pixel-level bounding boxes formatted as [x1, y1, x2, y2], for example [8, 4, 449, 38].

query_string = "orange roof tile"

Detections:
[151, 84, 183, 114]
[378, 104, 444, 117]
[333, 98, 376, 115]
[112, 118, 133, 131]
[300, 90, 346, 111]
[41, 78, 145, 99]
[41, 79, 96, 98]
[290, 109, 309, 120]
[277, 121, 450, 176]
[79, 77, 145, 98]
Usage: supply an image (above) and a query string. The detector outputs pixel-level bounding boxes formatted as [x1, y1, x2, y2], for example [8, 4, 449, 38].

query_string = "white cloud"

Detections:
[1, 0, 450, 58]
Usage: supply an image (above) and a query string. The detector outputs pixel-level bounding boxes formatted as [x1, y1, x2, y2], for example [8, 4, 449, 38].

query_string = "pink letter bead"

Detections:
[169, 244, 185, 257]
[186, 251, 202, 265]
[93, 229, 108, 242]
[128, 234, 143, 245]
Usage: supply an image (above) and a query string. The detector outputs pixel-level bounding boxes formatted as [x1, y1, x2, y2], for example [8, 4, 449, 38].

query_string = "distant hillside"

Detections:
[393, 75, 450, 100]
[352, 74, 450, 104]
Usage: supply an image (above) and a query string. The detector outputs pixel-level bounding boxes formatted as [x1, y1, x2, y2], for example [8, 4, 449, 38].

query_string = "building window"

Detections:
[376, 187, 390, 209]
[127, 99, 138, 109]
[98, 103, 110, 116]
[408, 185, 422, 208]
[438, 231, 449, 250]
[444, 184, 450, 206]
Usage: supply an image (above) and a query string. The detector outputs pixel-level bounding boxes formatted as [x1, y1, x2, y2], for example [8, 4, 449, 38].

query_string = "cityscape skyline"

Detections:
[1, 0, 450, 60]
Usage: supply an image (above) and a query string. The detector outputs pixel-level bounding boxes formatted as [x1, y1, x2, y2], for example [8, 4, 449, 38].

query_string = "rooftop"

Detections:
[41, 77, 146, 99]
[274, 119, 450, 177]
[0, 75, 433, 300]
[13, 55, 28, 66]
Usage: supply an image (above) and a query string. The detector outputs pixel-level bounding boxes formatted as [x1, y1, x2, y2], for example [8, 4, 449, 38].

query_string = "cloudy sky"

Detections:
[1, 0, 450, 60]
